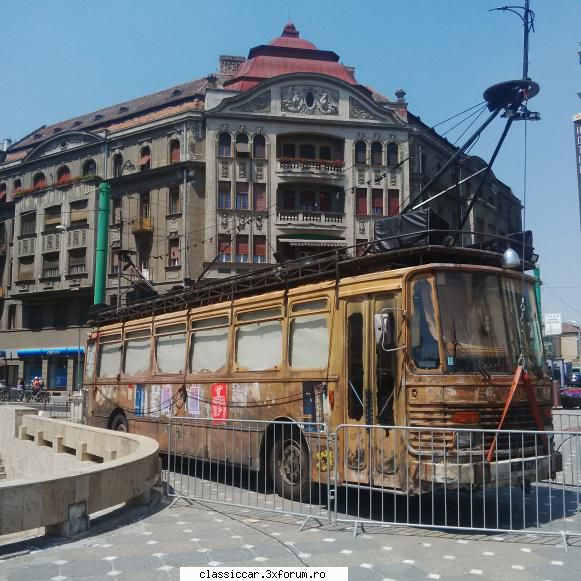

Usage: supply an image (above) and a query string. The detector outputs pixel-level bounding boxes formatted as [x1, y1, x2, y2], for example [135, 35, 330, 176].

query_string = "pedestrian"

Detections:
[32, 376, 40, 393]
[17, 377, 24, 390]
[39, 377, 46, 391]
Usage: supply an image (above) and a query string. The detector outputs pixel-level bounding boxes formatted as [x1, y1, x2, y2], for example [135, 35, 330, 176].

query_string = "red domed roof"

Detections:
[224, 23, 357, 92]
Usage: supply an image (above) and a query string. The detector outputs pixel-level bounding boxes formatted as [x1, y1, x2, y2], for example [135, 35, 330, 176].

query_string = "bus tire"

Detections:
[269, 425, 310, 502]
[110, 412, 128, 433]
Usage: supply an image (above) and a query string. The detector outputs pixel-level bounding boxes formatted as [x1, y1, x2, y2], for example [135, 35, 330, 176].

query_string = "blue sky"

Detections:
[1, 0, 580, 322]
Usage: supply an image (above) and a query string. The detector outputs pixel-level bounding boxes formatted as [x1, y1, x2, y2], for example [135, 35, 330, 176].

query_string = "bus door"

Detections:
[344, 297, 371, 484]
[370, 293, 399, 488]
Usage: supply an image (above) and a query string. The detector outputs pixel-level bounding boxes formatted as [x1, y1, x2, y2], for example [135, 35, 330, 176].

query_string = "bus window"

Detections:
[289, 314, 329, 369]
[85, 340, 97, 381]
[347, 311, 364, 421]
[236, 309, 282, 371]
[410, 277, 440, 370]
[97, 334, 122, 378]
[123, 328, 151, 375]
[155, 323, 186, 373]
[190, 316, 229, 373]
[375, 295, 398, 424]
[291, 298, 328, 314]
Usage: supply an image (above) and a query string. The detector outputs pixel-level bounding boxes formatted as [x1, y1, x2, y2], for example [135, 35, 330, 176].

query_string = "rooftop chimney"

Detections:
[1, 138, 12, 152]
[219, 55, 246, 76]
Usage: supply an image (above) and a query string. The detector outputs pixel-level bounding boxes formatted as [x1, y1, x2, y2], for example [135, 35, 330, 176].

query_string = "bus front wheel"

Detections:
[110, 412, 128, 432]
[269, 427, 310, 502]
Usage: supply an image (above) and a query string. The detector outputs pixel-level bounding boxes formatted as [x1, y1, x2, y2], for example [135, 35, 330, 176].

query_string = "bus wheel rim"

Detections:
[281, 441, 302, 485]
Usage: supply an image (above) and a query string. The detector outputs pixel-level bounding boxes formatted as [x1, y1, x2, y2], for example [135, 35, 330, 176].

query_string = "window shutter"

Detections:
[237, 235, 248, 255]
[170, 141, 180, 164]
[253, 183, 266, 211]
[18, 258, 34, 280]
[372, 189, 383, 214]
[388, 189, 400, 216]
[218, 235, 231, 253]
[254, 236, 266, 256]
[356, 189, 367, 215]
[44, 206, 61, 228]
[70, 200, 88, 224]
[69, 249, 86, 267]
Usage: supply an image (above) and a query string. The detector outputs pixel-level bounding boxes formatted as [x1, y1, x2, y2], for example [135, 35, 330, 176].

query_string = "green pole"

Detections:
[534, 266, 542, 320]
[94, 182, 110, 305]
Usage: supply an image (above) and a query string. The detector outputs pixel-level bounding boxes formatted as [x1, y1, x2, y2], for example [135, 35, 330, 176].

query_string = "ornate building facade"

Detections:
[0, 23, 522, 391]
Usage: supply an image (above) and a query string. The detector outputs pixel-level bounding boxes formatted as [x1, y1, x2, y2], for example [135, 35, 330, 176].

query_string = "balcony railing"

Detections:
[277, 158, 345, 177]
[276, 211, 344, 225]
[132, 216, 154, 234]
[42, 268, 60, 279]
[69, 264, 87, 276]
[67, 228, 88, 249]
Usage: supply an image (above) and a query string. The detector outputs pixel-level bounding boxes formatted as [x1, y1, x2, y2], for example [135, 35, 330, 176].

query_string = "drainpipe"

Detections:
[94, 182, 111, 305]
[533, 266, 542, 321]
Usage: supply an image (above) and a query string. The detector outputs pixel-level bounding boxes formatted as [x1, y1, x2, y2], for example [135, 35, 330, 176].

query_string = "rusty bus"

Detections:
[84, 243, 558, 498]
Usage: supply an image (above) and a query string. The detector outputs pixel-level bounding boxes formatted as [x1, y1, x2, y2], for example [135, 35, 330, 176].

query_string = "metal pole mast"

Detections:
[93, 182, 110, 305]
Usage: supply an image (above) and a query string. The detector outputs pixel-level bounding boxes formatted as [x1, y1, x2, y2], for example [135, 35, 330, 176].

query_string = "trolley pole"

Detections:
[94, 181, 110, 305]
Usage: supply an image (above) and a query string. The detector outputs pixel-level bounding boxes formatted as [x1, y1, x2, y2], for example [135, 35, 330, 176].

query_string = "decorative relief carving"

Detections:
[256, 164, 264, 180]
[232, 91, 271, 114]
[390, 173, 397, 186]
[357, 169, 365, 186]
[281, 86, 339, 115]
[349, 98, 379, 121]
[238, 162, 247, 179]
[374, 170, 382, 183]
[221, 162, 229, 179]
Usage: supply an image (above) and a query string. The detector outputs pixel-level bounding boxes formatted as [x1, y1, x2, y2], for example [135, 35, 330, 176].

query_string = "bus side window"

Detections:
[156, 323, 187, 373]
[97, 334, 122, 378]
[289, 300, 330, 369]
[235, 308, 283, 371]
[410, 277, 440, 370]
[190, 316, 229, 373]
[347, 312, 364, 421]
[123, 328, 151, 375]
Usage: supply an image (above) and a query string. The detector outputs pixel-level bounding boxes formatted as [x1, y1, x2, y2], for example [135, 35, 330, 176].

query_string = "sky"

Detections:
[1, 0, 580, 322]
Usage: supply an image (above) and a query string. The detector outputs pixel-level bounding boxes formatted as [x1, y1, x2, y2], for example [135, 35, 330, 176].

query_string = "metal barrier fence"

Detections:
[0, 396, 85, 424]
[166, 417, 581, 541]
[166, 417, 331, 526]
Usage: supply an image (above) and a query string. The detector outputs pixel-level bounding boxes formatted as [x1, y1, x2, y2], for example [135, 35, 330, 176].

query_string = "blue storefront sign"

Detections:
[16, 347, 85, 357]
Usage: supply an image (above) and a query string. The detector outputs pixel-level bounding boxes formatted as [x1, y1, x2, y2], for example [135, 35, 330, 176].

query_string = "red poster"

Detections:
[211, 383, 228, 423]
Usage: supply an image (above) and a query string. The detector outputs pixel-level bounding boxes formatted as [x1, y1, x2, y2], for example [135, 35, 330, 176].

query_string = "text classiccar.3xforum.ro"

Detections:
[194, 570, 331, 579]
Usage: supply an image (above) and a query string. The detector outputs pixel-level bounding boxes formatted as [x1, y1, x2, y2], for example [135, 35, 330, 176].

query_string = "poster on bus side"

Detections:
[211, 383, 228, 423]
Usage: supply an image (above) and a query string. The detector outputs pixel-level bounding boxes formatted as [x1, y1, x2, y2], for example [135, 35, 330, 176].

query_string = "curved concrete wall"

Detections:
[0, 406, 159, 538]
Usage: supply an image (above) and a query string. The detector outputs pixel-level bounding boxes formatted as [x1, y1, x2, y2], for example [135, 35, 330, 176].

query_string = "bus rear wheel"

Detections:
[269, 427, 310, 502]
[110, 412, 128, 432]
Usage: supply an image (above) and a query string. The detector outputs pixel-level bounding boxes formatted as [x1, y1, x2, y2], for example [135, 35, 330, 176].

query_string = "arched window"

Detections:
[33, 172, 47, 189]
[235, 133, 249, 157]
[218, 132, 232, 157]
[139, 146, 151, 171]
[253, 134, 266, 158]
[370, 142, 382, 165]
[169, 140, 180, 164]
[113, 153, 123, 177]
[13, 179, 22, 193]
[56, 165, 71, 185]
[354, 141, 367, 164]
[387, 142, 399, 166]
[82, 159, 97, 177]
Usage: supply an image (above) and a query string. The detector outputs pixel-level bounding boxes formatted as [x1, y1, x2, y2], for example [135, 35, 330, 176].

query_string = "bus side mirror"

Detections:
[374, 313, 396, 350]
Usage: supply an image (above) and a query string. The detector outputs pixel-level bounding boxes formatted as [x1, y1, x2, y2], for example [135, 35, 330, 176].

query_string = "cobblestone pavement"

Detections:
[1, 495, 580, 581]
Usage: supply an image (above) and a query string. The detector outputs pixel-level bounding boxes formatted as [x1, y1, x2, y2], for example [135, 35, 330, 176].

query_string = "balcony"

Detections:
[277, 158, 345, 180]
[41, 232, 61, 253]
[16, 237, 36, 257]
[276, 210, 345, 227]
[132, 217, 154, 235]
[66, 228, 88, 249]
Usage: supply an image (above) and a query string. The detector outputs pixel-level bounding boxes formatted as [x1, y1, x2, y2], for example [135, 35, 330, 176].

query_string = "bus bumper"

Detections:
[421, 452, 562, 489]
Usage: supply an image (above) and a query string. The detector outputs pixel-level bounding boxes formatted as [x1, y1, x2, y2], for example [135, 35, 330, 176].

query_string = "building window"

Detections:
[140, 192, 150, 219]
[139, 146, 151, 171]
[42, 253, 60, 278]
[371, 142, 382, 166]
[299, 191, 316, 212]
[388, 189, 399, 216]
[320, 146, 331, 161]
[236, 235, 249, 263]
[24, 358, 43, 386]
[169, 139, 180, 164]
[253, 183, 266, 211]
[33, 172, 47, 189]
[56, 165, 71, 185]
[168, 238, 180, 267]
[218, 181, 231, 209]
[218, 132, 231, 157]
[235, 133, 249, 157]
[111, 250, 119, 274]
[18, 256, 34, 281]
[299, 144, 316, 159]
[69, 249, 87, 275]
[168, 185, 180, 214]
[48, 357, 68, 390]
[253, 135, 266, 158]
[282, 143, 295, 158]
[387, 142, 399, 166]
[282, 190, 295, 210]
[44, 205, 61, 232]
[8, 304, 17, 330]
[355, 141, 367, 164]
[13, 179, 22, 194]
[20, 212, 36, 236]
[70, 199, 88, 227]
[355, 189, 367, 216]
[113, 153, 123, 177]
[112, 195, 122, 224]
[236, 182, 249, 210]
[319, 192, 331, 212]
[82, 158, 97, 177]
[372, 189, 383, 215]
[218, 234, 231, 262]
[253, 235, 266, 263]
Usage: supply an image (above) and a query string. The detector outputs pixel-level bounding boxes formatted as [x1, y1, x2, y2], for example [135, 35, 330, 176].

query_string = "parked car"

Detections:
[561, 387, 581, 409]
[568, 372, 581, 387]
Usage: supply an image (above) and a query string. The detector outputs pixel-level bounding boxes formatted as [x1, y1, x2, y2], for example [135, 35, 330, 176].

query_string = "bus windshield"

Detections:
[411, 271, 544, 375]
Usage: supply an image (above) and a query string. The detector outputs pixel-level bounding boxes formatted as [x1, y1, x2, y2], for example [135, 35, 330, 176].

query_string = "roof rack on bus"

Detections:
[89, 220, 536, 326]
